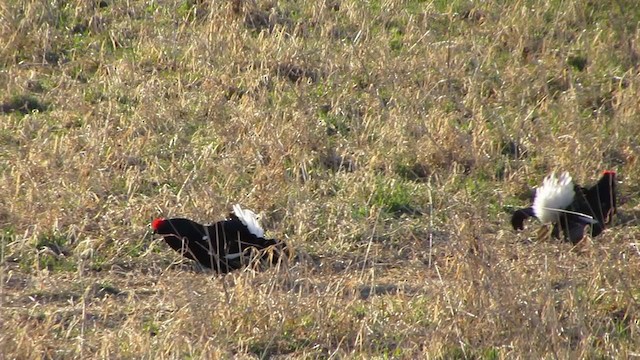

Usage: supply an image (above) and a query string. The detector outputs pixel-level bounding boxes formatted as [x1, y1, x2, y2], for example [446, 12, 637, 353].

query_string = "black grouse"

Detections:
[511, 171, 616, 244]
[152, 204, 288, 273]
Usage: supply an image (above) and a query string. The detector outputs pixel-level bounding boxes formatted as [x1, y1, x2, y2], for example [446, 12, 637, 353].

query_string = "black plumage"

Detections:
[511, 171, 617, 244]
[152, 207, 288, 273]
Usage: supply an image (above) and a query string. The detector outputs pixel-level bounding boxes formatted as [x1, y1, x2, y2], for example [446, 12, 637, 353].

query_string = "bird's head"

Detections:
[151, 217, 203, 237]
[151, 218, 167, 234]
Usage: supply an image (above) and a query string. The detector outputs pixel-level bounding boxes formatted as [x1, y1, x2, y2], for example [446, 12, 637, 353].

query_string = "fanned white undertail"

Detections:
[233, 204, 265, 238]
[532, 172, 596, 224]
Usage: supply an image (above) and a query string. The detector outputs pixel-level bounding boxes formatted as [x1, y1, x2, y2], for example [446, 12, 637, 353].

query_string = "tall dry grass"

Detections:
[1, 0, 640, 358]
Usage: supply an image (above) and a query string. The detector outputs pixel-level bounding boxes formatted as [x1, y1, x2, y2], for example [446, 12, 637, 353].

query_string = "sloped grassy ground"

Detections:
[1, 0, 640, 358]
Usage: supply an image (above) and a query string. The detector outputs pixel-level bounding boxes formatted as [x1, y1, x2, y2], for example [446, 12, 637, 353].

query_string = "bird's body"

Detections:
[151, 205, 288, 273]
[511, 171, 616, 244]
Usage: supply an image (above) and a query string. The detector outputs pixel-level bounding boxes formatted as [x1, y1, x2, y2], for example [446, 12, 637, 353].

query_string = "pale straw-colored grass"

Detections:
[1, 0, 639, 358]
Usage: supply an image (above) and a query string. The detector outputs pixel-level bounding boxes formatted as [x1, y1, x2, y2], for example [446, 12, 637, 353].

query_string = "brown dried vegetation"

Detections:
[1, 0, 640, 358]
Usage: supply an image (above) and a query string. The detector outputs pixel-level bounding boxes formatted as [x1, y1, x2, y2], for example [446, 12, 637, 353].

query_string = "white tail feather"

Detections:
[232, 204, 265, 238]
[539, 206, 598, 224]
[224, 252, 243, 260]
[533, 172, 575, 223]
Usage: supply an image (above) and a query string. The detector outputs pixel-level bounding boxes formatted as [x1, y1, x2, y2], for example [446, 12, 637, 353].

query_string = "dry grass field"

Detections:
[2, 0, 640, 358]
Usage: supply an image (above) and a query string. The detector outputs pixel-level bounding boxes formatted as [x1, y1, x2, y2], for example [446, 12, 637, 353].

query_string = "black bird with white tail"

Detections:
[152, 204, 289, 273]
[511, 171, 617, 244]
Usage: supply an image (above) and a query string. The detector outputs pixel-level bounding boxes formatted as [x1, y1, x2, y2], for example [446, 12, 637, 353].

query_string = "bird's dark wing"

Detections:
[209, 218, 286, 270]
[555, 212, 594, 244]
[219, 218, 267, 251]
[569, 172, 616, 238]
[511, 207, 535, 231]
[557, 172, 617, 242]
[566, 223, 587, 244]
[154, 218, 222, 267]
[155, 218, 204, 254]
